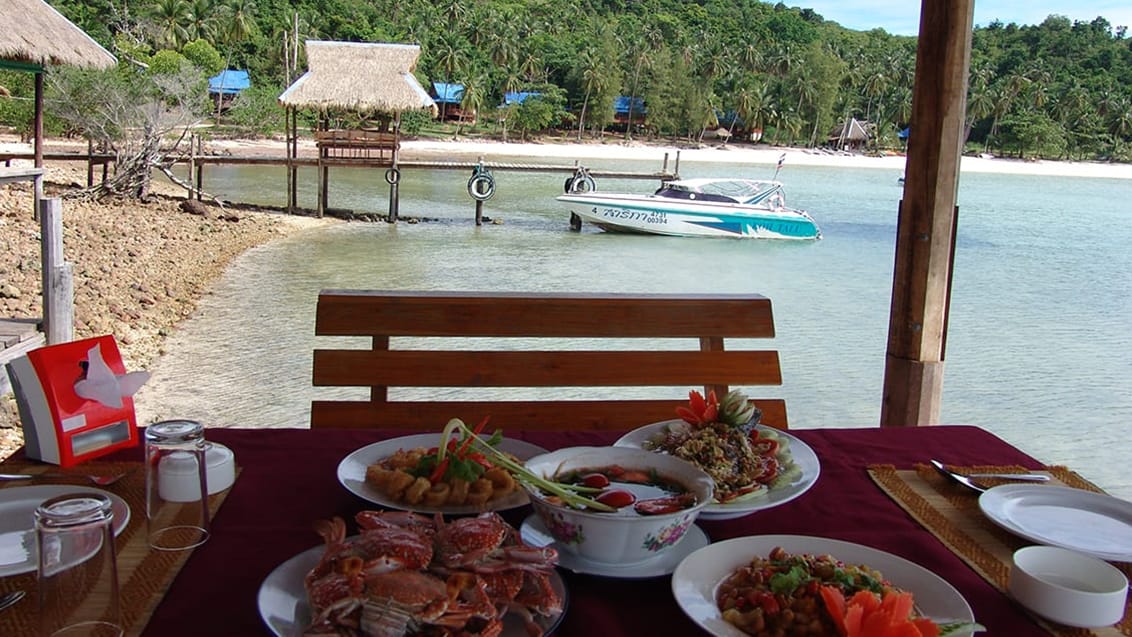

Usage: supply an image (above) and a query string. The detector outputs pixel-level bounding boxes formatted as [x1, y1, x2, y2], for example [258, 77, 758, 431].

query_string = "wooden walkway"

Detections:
[0, 318, 43, 396]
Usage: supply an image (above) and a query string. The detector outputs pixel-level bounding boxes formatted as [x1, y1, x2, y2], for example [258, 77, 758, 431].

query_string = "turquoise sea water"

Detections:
[139, 157, 1132, 500]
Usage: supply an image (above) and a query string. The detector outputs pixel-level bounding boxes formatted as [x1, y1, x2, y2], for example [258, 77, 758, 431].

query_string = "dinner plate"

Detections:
[672, 535, 976, 637]
[257, 539, 568, 637]
[979, 484, 1132, 562]
[0, 485, 130, 577]
[337, 434, 549, 515]
[519, 513, 710, 579]
[614, 421, 820, 520]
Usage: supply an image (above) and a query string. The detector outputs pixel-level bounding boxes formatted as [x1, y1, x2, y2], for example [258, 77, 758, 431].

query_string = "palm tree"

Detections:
[225, 0, 256, 46]
[149, 0, 191, 49]
[186, 0, 221, 42]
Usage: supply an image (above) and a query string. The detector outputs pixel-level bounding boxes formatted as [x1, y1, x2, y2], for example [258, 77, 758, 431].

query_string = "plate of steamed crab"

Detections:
[258, 509, 566, 637]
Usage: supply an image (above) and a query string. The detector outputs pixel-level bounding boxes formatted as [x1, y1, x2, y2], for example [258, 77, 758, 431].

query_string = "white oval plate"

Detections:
[258, 539, 568, 637]
[0, 485, 130, 577]
[615, 421, 820, 520]
[519, 513, 710, 579]
[672, 535, 976, 637]
[337, 434, 548, 515]
[979, 484, 1132, 562]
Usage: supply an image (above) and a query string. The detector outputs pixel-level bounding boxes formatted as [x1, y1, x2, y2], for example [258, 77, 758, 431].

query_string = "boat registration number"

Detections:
[596, 207, 667, 225]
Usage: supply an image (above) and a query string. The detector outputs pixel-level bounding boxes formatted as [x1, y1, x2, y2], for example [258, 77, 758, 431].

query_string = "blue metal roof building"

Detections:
[614, 96, 644, 114]
[208, 69, 250, 96]
[431, 82, 465, 104]
[502, 91, 541, 106]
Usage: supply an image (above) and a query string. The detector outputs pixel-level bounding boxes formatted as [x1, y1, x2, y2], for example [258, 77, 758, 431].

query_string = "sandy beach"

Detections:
[2, 132, 1130, 459]
[210, 135, 1132, 180]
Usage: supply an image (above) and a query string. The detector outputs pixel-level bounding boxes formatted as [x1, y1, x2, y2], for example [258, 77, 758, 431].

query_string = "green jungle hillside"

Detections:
[3, 0, 1132, 162]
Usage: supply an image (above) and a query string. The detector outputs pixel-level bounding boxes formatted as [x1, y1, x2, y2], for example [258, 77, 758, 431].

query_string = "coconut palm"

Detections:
[149, 0, 192, 49]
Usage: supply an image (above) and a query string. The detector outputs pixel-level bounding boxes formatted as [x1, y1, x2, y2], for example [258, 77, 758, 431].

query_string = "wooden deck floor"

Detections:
[0, 318, 43, 396]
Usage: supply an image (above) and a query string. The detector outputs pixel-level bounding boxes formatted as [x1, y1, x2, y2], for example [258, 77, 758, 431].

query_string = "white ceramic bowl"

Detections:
[158, 442, 236, 502]
[522, 446, 714, 565]
[1009, 545, 1129, 628]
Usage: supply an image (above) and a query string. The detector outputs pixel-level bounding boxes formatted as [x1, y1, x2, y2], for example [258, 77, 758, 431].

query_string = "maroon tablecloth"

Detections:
[111, 425, 1046, 636]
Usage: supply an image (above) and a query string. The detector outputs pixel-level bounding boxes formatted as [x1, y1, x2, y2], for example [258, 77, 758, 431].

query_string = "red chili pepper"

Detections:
[457, 415, 491, 456]
[633, 495, 693, 515]
[580, 473, 610, 489]
[595, 489, 636, 508]
[467, 452, 492, 469]
[428, 457, 450, 483]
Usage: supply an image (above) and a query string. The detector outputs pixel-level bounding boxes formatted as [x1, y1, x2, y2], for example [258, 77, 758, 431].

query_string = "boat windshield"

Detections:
[656, 179, 784, 206]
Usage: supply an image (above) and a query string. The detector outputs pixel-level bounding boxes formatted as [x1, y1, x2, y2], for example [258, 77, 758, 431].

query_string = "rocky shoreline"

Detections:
[0, 158, 335, 460]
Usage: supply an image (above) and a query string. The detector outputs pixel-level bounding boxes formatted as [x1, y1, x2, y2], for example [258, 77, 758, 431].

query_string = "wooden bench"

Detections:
[311, 290, 786, 431]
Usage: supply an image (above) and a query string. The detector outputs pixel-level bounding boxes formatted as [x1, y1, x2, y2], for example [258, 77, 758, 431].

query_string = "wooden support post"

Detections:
[188, 133, 196, 200]
[33, 71, 43, 220]
[286, 107, 295, 214]
[389, 165, 400, 223]
[39, 198, 73, 345]
[195, 135, 203, 200]
[475, 200, 483, 226]
[880, 0, 974, 427]
[86, 138, 94, 188]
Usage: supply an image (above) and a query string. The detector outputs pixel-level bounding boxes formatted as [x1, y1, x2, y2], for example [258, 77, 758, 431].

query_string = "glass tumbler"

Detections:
[35, 492, 122, 637]
[145, 420, 210, 550]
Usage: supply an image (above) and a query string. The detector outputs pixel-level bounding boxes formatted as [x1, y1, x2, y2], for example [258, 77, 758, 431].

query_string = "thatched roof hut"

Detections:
[279, 41, 437, 116]
[0, 0, 116, 69]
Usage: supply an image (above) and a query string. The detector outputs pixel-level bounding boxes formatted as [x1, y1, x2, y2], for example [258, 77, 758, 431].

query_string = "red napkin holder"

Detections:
[5, 335, 140, 466]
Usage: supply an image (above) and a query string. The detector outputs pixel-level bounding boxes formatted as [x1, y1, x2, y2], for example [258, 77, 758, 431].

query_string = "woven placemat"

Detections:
[869, 463, 1132, 637]
[0, 459, 238, 637]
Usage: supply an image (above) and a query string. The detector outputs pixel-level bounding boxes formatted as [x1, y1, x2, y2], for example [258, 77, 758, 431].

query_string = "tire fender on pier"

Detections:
[468, 170, 496, 201]
[384, 167, 401, 185]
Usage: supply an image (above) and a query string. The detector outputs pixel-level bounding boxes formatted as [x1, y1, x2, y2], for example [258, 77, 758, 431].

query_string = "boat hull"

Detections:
[557, 192, 821, 240]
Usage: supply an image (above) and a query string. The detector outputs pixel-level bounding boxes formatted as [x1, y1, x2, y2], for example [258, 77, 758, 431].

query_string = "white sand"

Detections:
[398, 139, 1132, 180]
[9, 133, 1132, 180]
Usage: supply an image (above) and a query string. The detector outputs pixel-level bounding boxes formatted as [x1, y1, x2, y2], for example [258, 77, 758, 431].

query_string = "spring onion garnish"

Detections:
[442, 418, 616, 512]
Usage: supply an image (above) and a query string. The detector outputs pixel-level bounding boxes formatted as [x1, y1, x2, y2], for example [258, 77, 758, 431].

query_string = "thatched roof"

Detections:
[0, 0, 115, 70]
[279, 41, 437, 116]
[829, 117, 871, 142]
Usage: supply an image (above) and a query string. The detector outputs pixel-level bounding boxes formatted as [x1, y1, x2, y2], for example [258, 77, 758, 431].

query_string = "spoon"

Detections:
[0, 590, 25, 613]
[931, 460, 988, 493]
[0, 472, 127, 486]
[929, 460, 1050, 482]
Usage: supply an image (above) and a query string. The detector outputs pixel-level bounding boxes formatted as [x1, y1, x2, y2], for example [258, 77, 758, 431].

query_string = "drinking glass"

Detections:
[144, 420, 210, 550]
[36, 492, 122, 637]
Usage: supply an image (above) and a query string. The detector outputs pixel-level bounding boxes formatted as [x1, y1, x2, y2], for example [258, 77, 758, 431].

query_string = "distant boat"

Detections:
[558, 178, 821, 240]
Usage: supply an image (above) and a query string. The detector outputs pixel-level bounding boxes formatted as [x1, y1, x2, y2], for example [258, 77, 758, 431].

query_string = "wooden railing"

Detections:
[314, 129, 399, 162]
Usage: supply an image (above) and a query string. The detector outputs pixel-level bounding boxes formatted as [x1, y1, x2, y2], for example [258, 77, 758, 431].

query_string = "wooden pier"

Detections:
[0, 148, 679, 211]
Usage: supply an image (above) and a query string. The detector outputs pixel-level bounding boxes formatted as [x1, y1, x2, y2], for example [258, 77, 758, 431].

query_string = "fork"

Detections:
[0, 472, 127, 486]
[0, 590, 25, 613]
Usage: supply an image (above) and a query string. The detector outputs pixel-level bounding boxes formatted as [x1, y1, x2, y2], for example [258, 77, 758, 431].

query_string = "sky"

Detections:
[794, 1, 1132, 37]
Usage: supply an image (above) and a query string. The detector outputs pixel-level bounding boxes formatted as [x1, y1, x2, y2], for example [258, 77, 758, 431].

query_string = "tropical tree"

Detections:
[148, 0, 191, 49]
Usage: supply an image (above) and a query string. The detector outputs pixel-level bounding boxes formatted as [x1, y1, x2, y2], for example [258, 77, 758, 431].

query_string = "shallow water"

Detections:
[137, 158, 1132, 500]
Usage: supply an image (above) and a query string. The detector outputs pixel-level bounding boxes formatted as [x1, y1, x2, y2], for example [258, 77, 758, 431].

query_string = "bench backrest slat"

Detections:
[312, 290, 787, 431]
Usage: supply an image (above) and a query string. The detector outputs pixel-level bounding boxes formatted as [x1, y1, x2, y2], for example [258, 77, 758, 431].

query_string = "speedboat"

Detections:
[558, 178, 821, 239]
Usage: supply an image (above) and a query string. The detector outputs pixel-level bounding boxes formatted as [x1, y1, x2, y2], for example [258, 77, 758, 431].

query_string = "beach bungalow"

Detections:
[829, 117, 871, 151]
[208, 69, 250, 113]
[613, 95, 645, 130]
[430, 81, 475, 124]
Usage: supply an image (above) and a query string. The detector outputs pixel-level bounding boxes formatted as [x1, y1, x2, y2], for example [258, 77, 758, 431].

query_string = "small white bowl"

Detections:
[158, 442, 236, 502]
[1009, 545, 1129, 628]
[523, 446, 714, 565]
